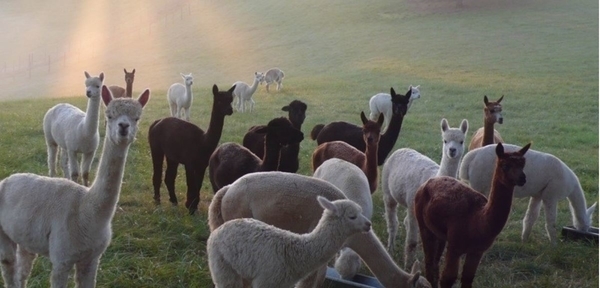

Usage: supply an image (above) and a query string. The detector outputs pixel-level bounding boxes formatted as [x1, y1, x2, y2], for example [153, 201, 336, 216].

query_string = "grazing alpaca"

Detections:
[207, 196, 371, 288]
[369, 85, 421, 133]
[149, 84, 235, 215]
[0, 86, 149, 288]
[460, 144, 597, 243]
[313, 158, 372, 280]
[232, 72, 264, 113]
[312, 112, 383, 194]
[167, 73, 194, 121]
[242, 100, 307, 173]
[108, 68, 136, 98]
[261, 67, 285, 92]
[43, 71, 104, 186]
[311, 87, 412, 165]
[208, 117, 304, 192]
[383, 118, 469, 269]
[208, 172, 431, 288]
[468, 95, 504, 151]
[415, 143, 530, 288]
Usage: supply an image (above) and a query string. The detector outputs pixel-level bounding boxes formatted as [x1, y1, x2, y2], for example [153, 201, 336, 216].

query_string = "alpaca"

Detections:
[149, 84, 235, 215]
[382, 118, 468, 269]
[0, 85, 149, 287]
[108, 68, 136, 98]
[415, 143, 530, 288]
[312, 112, 383, 194]
[313, 158, 372, 280]
[261, 67, 285, 92]
[242, 100, 307, 173]
[311, 87, 412, 165]
[43, 71, 104, 186]
[167, 73, 194, 121]
[208, 172, 431, 288]
[468, 95, 504, 151]
[207, 196, 372, 288]
[459, 143, 597, 243]
[208, 117, 304, 192]
[369, 85, 421, 133]
[232, 72, 264, 113]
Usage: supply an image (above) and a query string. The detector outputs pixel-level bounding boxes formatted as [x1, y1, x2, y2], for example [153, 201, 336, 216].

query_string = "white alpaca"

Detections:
[369, 85, 420, 133]
[43, 71, 104, 186]
[167, 73, 194, 121]
[207, 196, 371, 288]
[313, 158, 372, 280]
[208, 172, 431, 288]
[0, 86, 149, 288]
[459, 144, 597, 244]
[382, 118, 468, 268]
[261, 67, 285, 92]
[232, 72, 263, 113]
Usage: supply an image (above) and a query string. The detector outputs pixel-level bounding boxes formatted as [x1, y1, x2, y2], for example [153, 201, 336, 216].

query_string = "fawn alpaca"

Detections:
[0, 86, 149, 287]
[468, 95, 504, 151]
[108, 68, 136, 98]
[415, 143, 530, 288]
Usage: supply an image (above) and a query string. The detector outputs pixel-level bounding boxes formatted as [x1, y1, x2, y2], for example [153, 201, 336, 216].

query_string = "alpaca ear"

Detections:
[390, 87, 396, 96]
[132, 69, 135, 74]
[410, 260, 422, 274]
[460, 119, 469, 134]
[360, 111, 368, 125]
[99, 72, 104, 82]
[137, 89, 150, 108]
[254, 126, 269, 134]
[377, 113, 385, 127]
[84, 71, 91, 79]
[483, 95, 489, 105]
[281, 105, 290, 112]
[227, 84, 236, 94]
[317, 196, 339, 215]
[124, 68, 127, 73]
[212, 84, 219, 95]
[181, 73, 186, 79]
[495, 142, 505, 158]
[440, 118, 449, 132]
[410, 272, 421, 287]
[101, 86, 113, 106]
[518, 142, 531, 155]
[587, 202, 597, 223]
[497, 95, 504, 103]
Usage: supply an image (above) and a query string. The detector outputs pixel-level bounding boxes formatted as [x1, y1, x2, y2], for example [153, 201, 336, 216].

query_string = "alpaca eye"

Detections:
[444, 140, 447, 144]
[349, 215, 357, 220]
[134, 118, 139, 122]
[460, 141, 463, 144]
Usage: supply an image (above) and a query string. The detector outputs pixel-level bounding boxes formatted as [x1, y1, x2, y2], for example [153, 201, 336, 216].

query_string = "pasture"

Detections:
[0, 0, 597, 287]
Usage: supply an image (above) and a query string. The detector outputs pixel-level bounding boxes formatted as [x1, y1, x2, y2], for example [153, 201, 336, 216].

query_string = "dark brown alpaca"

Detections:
[242, 100, 307, 173]
[310, 87, 411, 165]
[209, 117, 304, 192]
[312, 112, 383, 194]
[415, 142, 530, 288]
[468, 95, 504, 151]
[148, 84, 235, 215]
[108, 68, 136, 98]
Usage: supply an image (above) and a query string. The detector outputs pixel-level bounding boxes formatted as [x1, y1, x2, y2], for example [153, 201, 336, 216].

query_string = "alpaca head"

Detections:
[360, 111, 383, 146]
[254, 117, 304, 147]
[281, 100, 307, 128]
[495, 142, 530, 187]
[317, 196, 371, 234]
[211, 84, 235, 116]
[101, 85, 149, 145]
[483, 95, 504, 125]
[254, 72, 265, 83]
[441, 118, 469, 159]
[390, 87, 412, 117]
[84, 71, 104, 99]
[409, 85, 421, 100]
[181, 73, 194, 87]
[124, 68, 135, 85]
[409, 260, 432, 288]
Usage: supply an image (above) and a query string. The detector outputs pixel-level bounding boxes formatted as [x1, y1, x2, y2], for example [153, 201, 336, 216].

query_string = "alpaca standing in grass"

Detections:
[209, 172, 431, 288]
[416, 143, 529, 288]
[468, 95, 504, 151]
[460, 143, 597, 243]
[207, 196, 371, 288]
[167, 73, 194, 121]
[108, 68, 135, 98]
[43, 71, 104, 186]
[232, 72, 264, 113]
[261, 67, 285, 92]
[369, 85, 421, 133]
[0, 85, 149, 288]
[382, 118, 468, 269]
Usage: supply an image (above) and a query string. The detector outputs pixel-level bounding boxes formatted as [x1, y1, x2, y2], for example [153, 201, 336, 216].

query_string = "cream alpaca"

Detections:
[232, 72, 264, 113]
[168, 73, 194, 121]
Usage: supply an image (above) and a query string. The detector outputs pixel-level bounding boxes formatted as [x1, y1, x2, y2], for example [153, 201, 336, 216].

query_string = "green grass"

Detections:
[0, 0, 597, 287]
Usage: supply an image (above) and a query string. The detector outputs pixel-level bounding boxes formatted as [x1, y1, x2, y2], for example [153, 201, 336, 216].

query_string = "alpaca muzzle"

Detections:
[517, 174, 526, 186]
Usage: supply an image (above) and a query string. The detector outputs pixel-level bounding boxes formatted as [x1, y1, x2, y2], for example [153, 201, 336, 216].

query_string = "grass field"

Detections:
[0, 0, 597, 287]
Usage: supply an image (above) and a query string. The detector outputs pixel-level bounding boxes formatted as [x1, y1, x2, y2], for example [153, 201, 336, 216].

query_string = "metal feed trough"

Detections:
[323, 266, 383, 288]
[561, 226, 599, 243]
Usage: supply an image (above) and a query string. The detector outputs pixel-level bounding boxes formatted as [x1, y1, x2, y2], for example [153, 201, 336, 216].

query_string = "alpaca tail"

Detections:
[310, 124, 324, 141]
[208, 185, 230, 232]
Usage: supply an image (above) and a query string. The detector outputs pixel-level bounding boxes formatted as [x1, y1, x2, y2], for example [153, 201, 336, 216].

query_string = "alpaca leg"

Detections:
[169, 103, 177, 117]
[404, 212, 420, 270]
[184, 107, 190, 122]
[460, 251, 484, 288]
[185, 167, 205, 215]
[80, 151, 95, 187]
[151, 150, 164, 205]
[249, 98, 255, 113]
[543, 199, 558, 244]
[521, 196, 542, 242]
[266, 83, 271, 93]
[184, 165, 198, 211]
[439, 248, 461, 288]
[50, 262, 71, 288]
[277, 80, 282, 91]
[75, 257, 100, 287]
[47, 143, 58, 177]
[164, 159, 179, 205]
[383, 193, 399, 255]
[0, 232, 17, 288]
[15, 246, 36, 288]
[59, 148, 70, 178]
[209, 254, 244, 288]
[419, 227, 442, 287]
[296, 264, 326, 288]
[67, 150, 80, 183]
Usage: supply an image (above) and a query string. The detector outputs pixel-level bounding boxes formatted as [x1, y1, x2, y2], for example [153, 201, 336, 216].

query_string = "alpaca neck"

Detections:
[483, 166, 515, 236]
[185, 84, 193, 101]
[377, 113, 405, 165]
[364, 141, 379, 192]
[126, 82, 133, 97]
[260, 136, 282, 171]
[436, 151, 461, 178]
[83, 96, 100, 135]
[482, 117, 496, 146]
[203, 103, 226, 152]
[567, 183, 591, 229]
[82, 136, 130, 223]
[288, 217, 350, 270]
[249, 77, 260, 94]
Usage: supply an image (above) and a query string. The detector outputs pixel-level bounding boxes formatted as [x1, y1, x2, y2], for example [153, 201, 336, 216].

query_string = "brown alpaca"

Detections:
[415, 142, 530, 288]
[108, 68, 136, 98]
[208, 117, 304, 192]
[148, 84, 235, 215]
[312, 112, 383, 194]
[468, 95, 504, 151]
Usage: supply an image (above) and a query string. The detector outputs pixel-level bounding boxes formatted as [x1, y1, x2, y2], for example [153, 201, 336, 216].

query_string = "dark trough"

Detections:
[561, 226, 599, 243]
[324, 266, 383, 288]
